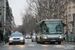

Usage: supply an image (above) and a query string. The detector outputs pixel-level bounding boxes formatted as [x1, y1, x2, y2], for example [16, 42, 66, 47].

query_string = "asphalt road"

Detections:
[0, 39, 75, 50]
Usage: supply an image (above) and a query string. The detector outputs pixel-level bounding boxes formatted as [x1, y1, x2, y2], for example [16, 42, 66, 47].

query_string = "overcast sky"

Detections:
[8, 0, 28, 25]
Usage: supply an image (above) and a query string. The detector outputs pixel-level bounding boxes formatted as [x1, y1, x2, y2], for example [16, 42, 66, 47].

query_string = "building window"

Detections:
[69, 18, 71, 22]
[69, 25, 71, 30]
[69, 10, 71, 14]
[68, 6, 71, 9]
[51, 0, 54, 2]
[68, 14, 71, 16]
[60, 0, 62, 4]
[73, 6, 75, 8]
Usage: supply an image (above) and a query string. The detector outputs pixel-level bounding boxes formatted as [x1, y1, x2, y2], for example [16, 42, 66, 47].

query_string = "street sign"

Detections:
[1, 25, 10, 28]
[2, 22, 10, 25]
[2, 22, 10, 24]
[1, 26, 6, 28]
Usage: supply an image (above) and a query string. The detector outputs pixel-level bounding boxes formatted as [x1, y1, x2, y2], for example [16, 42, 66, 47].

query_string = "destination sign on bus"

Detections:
[45, 21, 61, 24]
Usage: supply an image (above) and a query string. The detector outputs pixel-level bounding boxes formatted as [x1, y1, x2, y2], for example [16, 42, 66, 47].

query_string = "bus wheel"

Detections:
[58, 42, 61, 44]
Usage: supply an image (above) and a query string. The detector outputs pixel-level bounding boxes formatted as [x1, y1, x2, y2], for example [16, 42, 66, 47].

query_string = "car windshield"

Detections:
[11, 33, 22, 36]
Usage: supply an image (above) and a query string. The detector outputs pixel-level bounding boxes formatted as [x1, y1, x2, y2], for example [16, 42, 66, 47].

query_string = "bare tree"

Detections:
[26, 0, 67, 20]
[21, 4, 36, 34]
[21, 0, 69, 34]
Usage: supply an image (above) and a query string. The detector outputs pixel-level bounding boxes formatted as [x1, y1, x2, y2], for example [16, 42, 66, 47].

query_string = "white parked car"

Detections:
[9, 33, 25, 45]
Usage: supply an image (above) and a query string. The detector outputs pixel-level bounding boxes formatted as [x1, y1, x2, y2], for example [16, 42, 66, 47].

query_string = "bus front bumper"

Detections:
[42, 38, 64, 42]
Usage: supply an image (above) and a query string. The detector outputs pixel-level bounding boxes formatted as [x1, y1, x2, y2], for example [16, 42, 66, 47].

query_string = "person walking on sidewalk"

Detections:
[0, 32, 1, 43]
[0, 30, 3, 43]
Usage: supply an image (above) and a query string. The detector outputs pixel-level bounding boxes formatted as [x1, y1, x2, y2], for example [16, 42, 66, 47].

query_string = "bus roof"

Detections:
[42, 19, 62, 22]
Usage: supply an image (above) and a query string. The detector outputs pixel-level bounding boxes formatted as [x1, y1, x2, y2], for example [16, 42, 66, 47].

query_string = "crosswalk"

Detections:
[3, 39, 75, 50]
[4, 43, 75, 47]
[54, 45, 75, 49]
[4, 43, 49, 47]
[3, 43, 75, 50]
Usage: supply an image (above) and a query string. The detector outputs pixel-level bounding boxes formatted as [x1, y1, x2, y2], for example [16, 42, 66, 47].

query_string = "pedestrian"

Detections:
[0, 31, 3, 42]
[0, 33, 1, 43]
[33, 32, 35, 36]
[0, 30, 1, 42]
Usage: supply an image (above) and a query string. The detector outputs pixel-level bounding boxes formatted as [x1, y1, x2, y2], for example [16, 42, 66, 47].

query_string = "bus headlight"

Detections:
[59, 36, 63, 39]
[9, 38, 13, 40]
[43, 36, 47, 39]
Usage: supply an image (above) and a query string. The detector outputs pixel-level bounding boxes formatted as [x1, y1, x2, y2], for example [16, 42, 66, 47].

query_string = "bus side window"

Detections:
[42, 25, 48, 33]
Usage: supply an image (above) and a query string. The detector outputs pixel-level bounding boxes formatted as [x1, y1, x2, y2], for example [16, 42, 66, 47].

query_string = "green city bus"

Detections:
[35, 19, 65, 44]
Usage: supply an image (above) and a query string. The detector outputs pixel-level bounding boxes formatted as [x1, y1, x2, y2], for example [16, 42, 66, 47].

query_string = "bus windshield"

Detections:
[46, 23, 63, 34]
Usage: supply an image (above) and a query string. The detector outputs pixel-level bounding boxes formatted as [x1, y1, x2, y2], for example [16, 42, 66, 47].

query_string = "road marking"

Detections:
[54, 45, 64, 48]
[41, 45, 48, 47]
[4, 42, 9, 46]
[16, 45, 23, 46]
[28, 44, 35, 46]
[25, 39, 28, 42]
[64, 46, 74, 49]
[25, 39, 31, 42]
[68, 45, 75, 47]
[54, 45, 75, 49]
[64, 45, 75, 49]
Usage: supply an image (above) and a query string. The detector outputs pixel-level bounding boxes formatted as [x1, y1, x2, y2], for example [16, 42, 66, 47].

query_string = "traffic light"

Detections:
[0, 22, 1, 28]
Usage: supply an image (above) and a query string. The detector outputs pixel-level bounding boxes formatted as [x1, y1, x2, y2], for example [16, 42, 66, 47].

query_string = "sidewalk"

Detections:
[0, 41, 5, 46]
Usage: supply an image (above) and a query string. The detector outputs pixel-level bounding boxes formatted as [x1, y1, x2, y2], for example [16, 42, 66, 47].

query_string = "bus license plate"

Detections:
[51, 40, 56, 41]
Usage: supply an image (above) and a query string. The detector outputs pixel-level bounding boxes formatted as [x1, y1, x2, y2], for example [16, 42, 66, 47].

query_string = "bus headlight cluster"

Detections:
[59, 36, 63, 39]
[43, 36, 47, 39]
